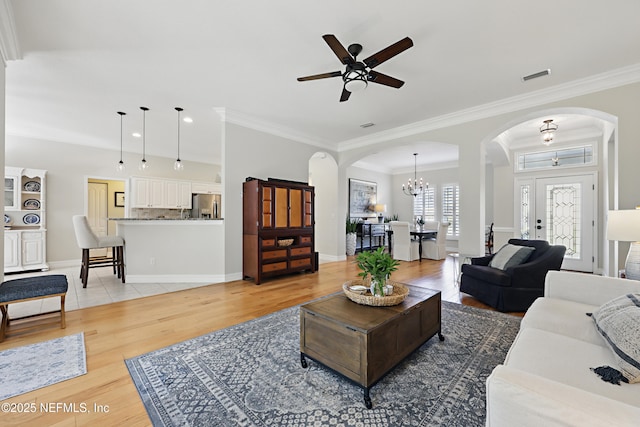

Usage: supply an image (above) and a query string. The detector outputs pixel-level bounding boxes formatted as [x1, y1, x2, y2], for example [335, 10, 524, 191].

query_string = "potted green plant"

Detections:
[346, 216, 359, 256]
[355, 247, 400, 296]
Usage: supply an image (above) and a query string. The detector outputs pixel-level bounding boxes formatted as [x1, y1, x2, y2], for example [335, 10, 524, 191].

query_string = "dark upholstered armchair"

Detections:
[460, 239, 566, 312]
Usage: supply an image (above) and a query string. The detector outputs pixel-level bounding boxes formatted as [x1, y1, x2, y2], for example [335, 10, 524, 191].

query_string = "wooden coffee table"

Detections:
[299, 285, 443, 408]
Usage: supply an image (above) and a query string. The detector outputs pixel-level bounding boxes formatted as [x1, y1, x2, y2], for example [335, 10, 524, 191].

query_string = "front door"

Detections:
[517, 174, 595, 272]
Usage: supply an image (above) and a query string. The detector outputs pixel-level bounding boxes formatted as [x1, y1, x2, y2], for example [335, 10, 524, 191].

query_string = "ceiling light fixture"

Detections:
[540, 119, 558, 145]
[174, 107, 184, 171]
[116, 111, 126, 173]
[402, 153, 427, 197]
[360, 122, 375, 128]
[138, 106, 150, 171]
[343, 63, 368, 93]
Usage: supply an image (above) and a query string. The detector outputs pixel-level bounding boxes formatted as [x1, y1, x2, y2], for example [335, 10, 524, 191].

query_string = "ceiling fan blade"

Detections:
[322, 34, 354, 65]
[340, 87, 351, 102]
[368, 70, 405, 88]
[363, 37, 413, 69]
[297, 71, 342, 81]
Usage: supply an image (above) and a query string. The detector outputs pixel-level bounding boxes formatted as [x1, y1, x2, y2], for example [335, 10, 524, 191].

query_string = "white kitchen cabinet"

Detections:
[132, 177, 192, 209]
[4, 167, 48, 273]
[192, 182, 222, 195]
[166, 181, 192, 208]
[130, 177, 166, 208]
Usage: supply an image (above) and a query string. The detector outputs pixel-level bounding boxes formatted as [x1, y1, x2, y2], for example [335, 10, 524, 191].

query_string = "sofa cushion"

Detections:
[521, 297, 605, 347]
[489, 244, 535, 270]
[504, 328, 640, 407]
[591, 293, 640, 383]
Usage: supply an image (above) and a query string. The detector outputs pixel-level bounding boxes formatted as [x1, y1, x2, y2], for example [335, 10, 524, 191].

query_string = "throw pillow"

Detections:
[489, 244, 535, 270]
[591, 293, 640, 384]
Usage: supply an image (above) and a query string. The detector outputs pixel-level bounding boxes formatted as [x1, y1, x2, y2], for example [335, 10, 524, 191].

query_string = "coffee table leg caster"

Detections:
[364, 388, 372, 409]
[300, 353, 308, 368]
[438, 332, 445, 341]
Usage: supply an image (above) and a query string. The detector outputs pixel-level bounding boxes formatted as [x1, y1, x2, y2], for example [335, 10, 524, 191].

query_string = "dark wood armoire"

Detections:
[243, 178, 315, 284]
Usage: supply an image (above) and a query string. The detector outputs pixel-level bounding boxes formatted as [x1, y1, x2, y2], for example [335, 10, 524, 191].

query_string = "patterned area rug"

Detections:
[0, 332, 87, 401]
[126, 301, 520, 426]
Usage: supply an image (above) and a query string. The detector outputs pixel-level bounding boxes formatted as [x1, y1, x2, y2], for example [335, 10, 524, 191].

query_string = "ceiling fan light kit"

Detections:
[297, 34, 413, 102]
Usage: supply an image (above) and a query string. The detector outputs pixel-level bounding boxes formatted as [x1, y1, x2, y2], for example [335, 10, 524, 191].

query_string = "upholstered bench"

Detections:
[0, 275, 68, 342]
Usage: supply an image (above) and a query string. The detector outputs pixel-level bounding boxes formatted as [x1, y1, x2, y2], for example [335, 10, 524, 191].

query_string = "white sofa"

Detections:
[486, 270, 640, 427]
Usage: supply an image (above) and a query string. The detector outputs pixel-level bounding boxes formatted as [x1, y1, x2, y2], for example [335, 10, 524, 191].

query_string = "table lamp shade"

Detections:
[607, 209, 640, 281]
[374, 204, 386, 213]
[606, 210, 640, 242]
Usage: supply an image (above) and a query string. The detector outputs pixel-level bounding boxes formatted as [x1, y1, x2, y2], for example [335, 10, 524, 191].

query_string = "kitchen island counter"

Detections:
[110, 218, 225, 283]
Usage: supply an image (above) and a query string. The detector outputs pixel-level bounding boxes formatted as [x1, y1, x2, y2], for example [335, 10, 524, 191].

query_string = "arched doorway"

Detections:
[309, 152, 340, 262]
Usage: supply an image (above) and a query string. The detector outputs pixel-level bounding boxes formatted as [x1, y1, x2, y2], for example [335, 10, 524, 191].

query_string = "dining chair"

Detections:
[390, 221, 420, 261]
[424, 222, 449, 260]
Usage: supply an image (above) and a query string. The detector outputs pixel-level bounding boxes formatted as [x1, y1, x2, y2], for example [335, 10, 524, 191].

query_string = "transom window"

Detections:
[516, 145, 594, 172]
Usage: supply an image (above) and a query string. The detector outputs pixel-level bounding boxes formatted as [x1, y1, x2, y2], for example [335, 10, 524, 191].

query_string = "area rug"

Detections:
[0, 332, 87, 401]
[126, 301, 520, 426]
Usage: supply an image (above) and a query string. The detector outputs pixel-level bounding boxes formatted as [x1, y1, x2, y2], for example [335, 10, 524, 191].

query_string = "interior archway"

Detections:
[309, 152, 340, 262]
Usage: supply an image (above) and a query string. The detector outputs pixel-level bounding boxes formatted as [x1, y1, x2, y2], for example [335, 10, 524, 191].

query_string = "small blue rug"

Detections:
[126, 302, 520, 426]
[0, 332, 87, 401]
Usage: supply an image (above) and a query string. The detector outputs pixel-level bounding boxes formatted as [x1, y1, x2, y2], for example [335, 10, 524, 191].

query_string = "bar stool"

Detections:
[72, 215, 125, 288]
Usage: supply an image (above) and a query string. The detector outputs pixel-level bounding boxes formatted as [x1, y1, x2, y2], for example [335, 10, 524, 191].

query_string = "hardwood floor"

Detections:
[0, 256, 519, 426]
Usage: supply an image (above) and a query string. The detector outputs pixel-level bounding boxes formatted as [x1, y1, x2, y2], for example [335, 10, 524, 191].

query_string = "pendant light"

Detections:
[402, 153, 427, 197]
[174, 107, 184, 171]
[540, 119, 558, 146]
[138, 106, 150, 171]
[116, 111, 126, 172]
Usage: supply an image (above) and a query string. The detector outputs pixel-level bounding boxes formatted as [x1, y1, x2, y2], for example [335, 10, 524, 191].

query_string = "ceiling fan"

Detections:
[297, 34, 414, 102]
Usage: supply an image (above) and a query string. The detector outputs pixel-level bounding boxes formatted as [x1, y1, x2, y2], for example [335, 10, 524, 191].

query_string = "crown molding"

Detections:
[214, 107, 338, 152]
[337, 63, 640, 152]
[0, 0, 21, 66]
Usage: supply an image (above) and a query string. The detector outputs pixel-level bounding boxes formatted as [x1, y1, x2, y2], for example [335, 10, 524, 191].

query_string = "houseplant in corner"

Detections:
[346, 216, 358, 256]
[355, 247, 400, 296]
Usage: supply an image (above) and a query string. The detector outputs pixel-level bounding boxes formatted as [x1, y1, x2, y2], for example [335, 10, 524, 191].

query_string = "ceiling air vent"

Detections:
[522, 69, 551, 82]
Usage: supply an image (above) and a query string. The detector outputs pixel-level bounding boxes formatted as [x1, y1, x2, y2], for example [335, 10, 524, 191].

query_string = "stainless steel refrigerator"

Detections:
[191, 193, 222, 219]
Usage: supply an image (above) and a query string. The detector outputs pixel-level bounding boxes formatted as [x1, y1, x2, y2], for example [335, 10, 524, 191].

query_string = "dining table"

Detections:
[387, 227, 437, 262]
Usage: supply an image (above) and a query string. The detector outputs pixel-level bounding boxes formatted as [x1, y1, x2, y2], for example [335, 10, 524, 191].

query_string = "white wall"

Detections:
[309, 153, 340, 261]
[346, 165, 393, 221]
[5, 135, 220, 265]
[222, 121, 337, 279]
[0, 65, 5, 273]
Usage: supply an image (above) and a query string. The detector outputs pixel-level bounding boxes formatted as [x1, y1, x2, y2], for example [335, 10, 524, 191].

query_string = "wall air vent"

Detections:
[522, 69, 551, 82]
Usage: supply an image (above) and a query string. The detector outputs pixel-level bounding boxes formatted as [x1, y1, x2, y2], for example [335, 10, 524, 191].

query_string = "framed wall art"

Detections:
[349, 178, 377, 218]
[114, 191, 125, 207]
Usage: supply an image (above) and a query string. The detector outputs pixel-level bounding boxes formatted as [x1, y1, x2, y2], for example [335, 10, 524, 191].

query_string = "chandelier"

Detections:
[402, 153, 427, 197]
[540, 119, 558, 145]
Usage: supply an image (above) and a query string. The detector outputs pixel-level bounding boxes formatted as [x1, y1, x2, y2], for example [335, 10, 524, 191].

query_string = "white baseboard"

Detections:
[319, 254, 346, 263]
[126, 274, 228, 284]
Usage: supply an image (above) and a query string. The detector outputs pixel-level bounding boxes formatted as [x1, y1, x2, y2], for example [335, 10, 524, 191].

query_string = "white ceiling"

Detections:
[4, 0, 640, 171]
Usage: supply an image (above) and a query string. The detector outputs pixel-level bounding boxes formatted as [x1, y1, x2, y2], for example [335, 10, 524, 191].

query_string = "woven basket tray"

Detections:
[342, 280, 409, 307]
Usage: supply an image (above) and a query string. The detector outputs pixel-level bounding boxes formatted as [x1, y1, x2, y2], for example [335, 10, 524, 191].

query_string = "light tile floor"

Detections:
[4, 266, 213, 319]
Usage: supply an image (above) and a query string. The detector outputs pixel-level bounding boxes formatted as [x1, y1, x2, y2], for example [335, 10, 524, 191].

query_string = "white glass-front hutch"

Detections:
[4, 167, 48, 273]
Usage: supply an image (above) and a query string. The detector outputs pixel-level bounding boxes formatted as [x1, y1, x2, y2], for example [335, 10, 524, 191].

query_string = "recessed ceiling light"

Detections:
[132, 132, 141, 138]
[360, 122, 375, 128]
[183, 117, 193, 123]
